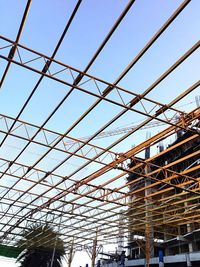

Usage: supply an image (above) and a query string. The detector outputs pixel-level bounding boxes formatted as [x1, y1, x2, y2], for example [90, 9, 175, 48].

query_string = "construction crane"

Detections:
[64, 118, 178, 146]
[64, 99, 199, 146]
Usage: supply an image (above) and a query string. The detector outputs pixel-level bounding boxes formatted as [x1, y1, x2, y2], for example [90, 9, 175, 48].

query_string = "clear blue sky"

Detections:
[0, 1, 199, 267]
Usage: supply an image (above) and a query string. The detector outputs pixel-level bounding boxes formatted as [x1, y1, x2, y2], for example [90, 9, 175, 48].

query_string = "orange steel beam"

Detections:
[0, 111, 197, 239]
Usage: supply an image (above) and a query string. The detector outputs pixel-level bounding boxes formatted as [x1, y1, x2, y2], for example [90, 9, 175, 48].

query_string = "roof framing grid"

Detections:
[0, 0, 199, 257]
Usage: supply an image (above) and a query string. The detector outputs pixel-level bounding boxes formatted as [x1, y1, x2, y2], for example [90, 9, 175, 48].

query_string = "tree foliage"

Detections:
[16, 224, 65, 267]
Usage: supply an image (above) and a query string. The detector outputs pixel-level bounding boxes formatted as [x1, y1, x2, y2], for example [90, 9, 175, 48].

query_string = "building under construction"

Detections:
[126, 121, 200, 266]
[99, 119, 200, 267]
[0, 1, 199, 267]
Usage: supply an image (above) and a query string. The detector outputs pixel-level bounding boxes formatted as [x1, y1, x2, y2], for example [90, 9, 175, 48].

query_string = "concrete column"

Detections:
[187, 223, 194, 253]
[185, 201, 194, 253]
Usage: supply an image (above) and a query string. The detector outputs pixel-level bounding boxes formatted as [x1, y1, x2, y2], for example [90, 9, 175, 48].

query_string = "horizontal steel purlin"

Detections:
[0, 111, 196, 249]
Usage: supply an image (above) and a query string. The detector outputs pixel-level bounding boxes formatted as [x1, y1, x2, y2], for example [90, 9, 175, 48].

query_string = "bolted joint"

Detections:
[8, 45, 16, 59]
[41, 60, 51, 73]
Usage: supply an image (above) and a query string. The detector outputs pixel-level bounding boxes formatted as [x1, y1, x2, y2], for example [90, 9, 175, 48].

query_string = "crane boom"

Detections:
[64, 118, 178, 146]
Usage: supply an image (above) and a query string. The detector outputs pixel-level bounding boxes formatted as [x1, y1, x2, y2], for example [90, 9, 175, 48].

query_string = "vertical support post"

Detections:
[163, 202, 169, 257]
[144, 143, 154, 267]
[184, 194, 194, 253]
[186, 253, 192, 267]
[117, 210, 124, 254]
[178, 226, 181, 254]
[145, 223, 151, 267]
[158, 249, 164, 267]
[91, 229, 98, 267]
[68, 239, 75, 267]
[187, 222, 193, 253]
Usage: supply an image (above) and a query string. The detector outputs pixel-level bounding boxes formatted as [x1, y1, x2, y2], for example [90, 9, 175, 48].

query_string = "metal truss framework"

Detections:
[0, 0, 199, 259]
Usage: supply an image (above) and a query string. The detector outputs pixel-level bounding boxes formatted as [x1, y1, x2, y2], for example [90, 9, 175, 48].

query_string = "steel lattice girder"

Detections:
[0, 0, 199, 256]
